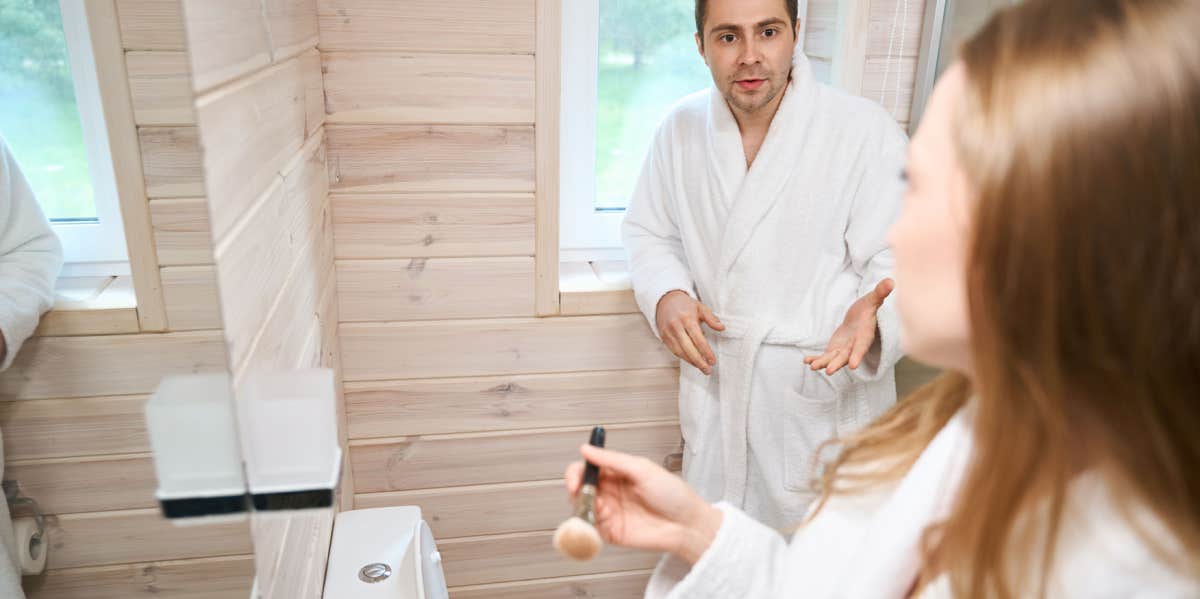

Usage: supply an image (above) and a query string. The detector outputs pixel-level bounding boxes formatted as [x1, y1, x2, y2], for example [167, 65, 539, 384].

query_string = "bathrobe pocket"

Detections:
[782, 368, 852, 492]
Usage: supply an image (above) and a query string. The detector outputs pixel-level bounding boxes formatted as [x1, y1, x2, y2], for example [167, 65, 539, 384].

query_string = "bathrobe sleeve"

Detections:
[0, 136, 64, 371]
[844, 125, 908, 382]
[622, 128, 697, 338]
[645, 502, 792, 599]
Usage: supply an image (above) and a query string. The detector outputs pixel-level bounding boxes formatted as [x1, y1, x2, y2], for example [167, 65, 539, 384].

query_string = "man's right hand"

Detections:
[655, 290, 724, 375]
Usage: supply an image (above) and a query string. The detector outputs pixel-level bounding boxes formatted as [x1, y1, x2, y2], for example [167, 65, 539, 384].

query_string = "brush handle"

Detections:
[583, 426, 605, 487]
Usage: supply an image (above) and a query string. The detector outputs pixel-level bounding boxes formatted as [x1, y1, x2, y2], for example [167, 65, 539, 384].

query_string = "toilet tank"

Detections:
[323, 506, 448, 599]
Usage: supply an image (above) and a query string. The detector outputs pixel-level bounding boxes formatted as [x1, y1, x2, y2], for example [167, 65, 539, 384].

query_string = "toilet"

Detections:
[323, 506, 448, 599]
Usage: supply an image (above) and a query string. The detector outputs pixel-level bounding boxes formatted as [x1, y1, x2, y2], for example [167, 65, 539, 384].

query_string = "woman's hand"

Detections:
[564, 445, 724, 565]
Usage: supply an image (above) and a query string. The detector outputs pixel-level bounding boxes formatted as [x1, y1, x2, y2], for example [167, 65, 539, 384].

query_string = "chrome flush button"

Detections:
[358, 563, 392, 583]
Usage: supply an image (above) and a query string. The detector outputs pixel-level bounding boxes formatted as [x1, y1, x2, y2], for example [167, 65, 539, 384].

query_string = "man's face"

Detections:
[696, 0, 798, 116]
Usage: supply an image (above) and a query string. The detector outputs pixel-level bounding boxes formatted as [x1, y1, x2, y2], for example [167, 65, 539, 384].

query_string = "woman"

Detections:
[564, 0, 1200, 596]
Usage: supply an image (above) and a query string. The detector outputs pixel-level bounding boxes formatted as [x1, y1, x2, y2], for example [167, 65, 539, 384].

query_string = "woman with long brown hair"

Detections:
[564, 0, 1200, 596]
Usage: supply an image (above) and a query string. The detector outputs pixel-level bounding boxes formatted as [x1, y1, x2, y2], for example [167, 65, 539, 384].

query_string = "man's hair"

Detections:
[694, 0, 799, 40]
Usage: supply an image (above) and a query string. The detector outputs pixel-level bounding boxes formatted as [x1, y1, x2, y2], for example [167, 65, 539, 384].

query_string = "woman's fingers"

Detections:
[564, 461, 585, 499]
[580, 444, 657, 481]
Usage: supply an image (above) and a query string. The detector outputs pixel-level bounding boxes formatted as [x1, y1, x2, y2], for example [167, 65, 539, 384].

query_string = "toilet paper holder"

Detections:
[3, 480, 45, 560]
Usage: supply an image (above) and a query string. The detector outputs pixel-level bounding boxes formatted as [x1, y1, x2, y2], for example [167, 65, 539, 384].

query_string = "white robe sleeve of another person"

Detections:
[643, 412, 1200, 599]
[623, 44, 909, 528]
[0, 135, 63, 371]
[0, 134, 63, 599]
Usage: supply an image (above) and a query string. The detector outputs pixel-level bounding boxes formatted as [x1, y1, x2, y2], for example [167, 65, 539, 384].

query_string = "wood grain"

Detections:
[149, 198, 214, 267]
[161, 266, 223, 331]
[326, 125, 535, 193]
[336, 257, 535, 322]
[317, 0, 535, 53]
[24, 554, 254, 599]
[0, 331, 228, 401]
[349, 421, 682, 493]
[331, 193, 535, 259]
[338, 314, 675, 382]
[344, 368, 678, 438]
[0, 395, 150, 461]
[322, 52, 535, 124]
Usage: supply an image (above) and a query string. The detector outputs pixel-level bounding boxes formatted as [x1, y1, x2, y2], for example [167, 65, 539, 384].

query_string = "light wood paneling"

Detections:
[322, 53, 535, 124]
[349, 421, 681, 493]
[215, 131, 329, 371]
[236, 248, 335, 382]
[355, 479, 565, 539]
[300, 49, 326, 137]
[862, 56, 918, 122]
[4, 455, 156, 515]
[178, 0, 272, 93]
[46, 508, 251, 570]
[161, 266, 223, 331]
[559, 289, 639, 316]
[263, 0, 320, 62]
[868, 0, 927, 56]
[535, 0, 562, 316]
[257, 509, 335, 599]
[0, 395, 150, 461]
[138, 126, 205, 198]
[0, 331, 228, 400]
[87, 0, 170, 332]
[24, 555, 255, 599]
[116, 0, 185, 51]
[326, 125, 535, 193]
[339, 314, 674, 382]
[336, 257, 535, 322]
[126, 51, 194, 125]
[149, 198, 214, 266]
[345, 368, 678, 438]
[331, 193, 535, 259]
[34, 308, 141, 337]
[317, 0, 536, 53]
[195, 57, 314, 242]
[449, 569, 654, 599]
[438, 529, 659, 587]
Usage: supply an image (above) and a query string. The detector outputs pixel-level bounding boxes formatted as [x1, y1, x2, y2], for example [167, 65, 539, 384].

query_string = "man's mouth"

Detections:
[735, 78, 767, 91]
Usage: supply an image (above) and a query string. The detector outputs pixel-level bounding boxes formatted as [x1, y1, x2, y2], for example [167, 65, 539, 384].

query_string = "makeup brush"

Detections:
[553, 426, 606, 561]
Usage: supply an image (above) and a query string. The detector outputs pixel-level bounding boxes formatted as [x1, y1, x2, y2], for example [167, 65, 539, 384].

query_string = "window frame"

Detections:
[19, 1, 133, 273]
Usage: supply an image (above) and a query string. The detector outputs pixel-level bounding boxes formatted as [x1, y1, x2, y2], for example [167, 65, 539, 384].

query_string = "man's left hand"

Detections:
[805, 278, 895, 375]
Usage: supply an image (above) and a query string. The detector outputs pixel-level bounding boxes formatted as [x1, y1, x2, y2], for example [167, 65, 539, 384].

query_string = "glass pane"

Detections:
[596, 0, 711, 212]
[0, 0, 97, 222]
[935, 0, 1022, 78]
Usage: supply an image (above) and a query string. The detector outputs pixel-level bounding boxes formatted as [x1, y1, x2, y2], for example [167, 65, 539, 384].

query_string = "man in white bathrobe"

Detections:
[623, 0, 907, 529]
[0, 134, 65, 597]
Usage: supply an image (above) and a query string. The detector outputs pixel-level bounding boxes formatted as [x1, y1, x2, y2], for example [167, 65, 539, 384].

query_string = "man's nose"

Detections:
[738, 37, 763, 66]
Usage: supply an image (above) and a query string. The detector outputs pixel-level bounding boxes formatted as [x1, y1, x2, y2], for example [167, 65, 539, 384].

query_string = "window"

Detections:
[560, 0, 712, 258]
[1, 0, 129, 274]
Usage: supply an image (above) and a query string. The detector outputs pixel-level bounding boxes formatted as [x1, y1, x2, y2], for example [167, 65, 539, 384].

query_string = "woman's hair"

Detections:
[815, 0, 1200, 596]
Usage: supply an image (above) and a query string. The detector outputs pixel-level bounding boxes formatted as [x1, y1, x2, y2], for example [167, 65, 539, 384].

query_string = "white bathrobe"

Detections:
[623, 48, 908, 529]
[0, 135, 64, 598]
[645, 410, 1199, 599]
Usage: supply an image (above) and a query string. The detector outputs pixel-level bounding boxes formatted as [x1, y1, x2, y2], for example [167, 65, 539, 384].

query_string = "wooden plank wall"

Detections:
[177, 0, 343, 597]
[806, 0, 926, 129]
[1, 1, 256, 597]
[319, 0, 674, 595]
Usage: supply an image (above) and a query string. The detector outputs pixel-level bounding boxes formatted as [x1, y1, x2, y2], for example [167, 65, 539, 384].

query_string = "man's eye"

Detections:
[763, 28, 777, 37]
[721, 34, 736, 43]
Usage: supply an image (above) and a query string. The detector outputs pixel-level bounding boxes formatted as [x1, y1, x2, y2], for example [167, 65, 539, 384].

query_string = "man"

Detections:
[623, 0, 907, 529]
[0, 134, 63, 598]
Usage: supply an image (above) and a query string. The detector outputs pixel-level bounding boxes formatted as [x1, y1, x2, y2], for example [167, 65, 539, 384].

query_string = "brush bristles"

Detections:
[552, 516, 603, 561]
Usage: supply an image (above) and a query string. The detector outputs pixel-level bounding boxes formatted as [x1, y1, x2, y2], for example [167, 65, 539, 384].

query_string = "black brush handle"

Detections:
[583, 426, 605, 487]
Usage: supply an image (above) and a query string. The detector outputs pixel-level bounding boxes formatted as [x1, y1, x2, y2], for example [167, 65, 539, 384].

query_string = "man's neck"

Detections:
[730, 80, 789, 167]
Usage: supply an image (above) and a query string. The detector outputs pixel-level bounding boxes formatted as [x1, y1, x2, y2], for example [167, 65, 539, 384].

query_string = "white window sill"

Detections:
[36, 275, 139, 336]
[559, 260, 638, 316]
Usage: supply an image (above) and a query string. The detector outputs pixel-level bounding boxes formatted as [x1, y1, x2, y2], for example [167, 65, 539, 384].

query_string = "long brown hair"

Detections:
[817, 1, 1200, 596]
